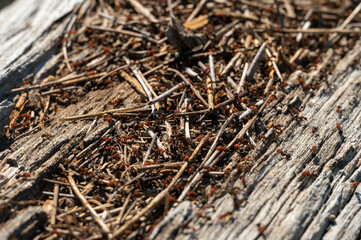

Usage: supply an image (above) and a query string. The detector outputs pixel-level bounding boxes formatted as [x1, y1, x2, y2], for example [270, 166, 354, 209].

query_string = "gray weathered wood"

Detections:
[0, 0, 86, 236]
[1, 1, 361, 240]
[0, 0, 84, 97]
[0, 100, 13, 137]
[151, 40, 361, 240]
[0, 206, 46, 240]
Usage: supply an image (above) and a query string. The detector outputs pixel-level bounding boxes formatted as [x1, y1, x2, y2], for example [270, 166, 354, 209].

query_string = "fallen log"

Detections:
[0, 1, 361, 240]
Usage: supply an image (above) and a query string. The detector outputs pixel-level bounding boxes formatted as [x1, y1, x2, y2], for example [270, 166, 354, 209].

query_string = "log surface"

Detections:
[1, 1, 361, 240]
[151, 43, 361, 240]
[0, 0, 84, 132]
[0, 0, 85, 236]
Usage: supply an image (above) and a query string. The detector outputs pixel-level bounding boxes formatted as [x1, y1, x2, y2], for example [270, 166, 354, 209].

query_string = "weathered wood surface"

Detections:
[0, 0, 84, 134]
[0, 206, 46, 240]
[0, 0, 87, 236]
[0, 1, 361, 240]
[151, 43, 361, 240]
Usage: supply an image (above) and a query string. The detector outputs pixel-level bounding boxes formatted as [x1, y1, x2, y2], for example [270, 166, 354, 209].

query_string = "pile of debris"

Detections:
[3, 0, 361, 239]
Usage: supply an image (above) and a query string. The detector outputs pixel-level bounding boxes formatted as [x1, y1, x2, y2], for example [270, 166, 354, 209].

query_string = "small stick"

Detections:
[213, 9, 259, 22]
[290, 48, 304, 63]
[98, 12, 157, 40]
[8, 200, 42, 206]
[206, 77, 214, 110]
[42, 191, 92, 199]
[237, 62, 249, 93]
[61, 105, 149, 121]
[185, 112, 191, 140]
[175, 109, 208, 116]
[296, 9, 313, 43]
[128, 0, 159, 23]
[246, 129, 256, 146]
[198, 61, 207, 71]
[168, 67, 209, 108]
[40, 95, 50, 121]
[209, 55, 217, 89]
[167, 0, 174, 18]
[204, 114, 235, 161]
[245, 34, 252, 49]
[227, 76, 239, 90]
[326, 2, 361, 47]
[221, 52, 242, 76]
[264, 78, 274, 96]
[96, 65, 127, 83]
[137, 162, 184, 170]
[57, 203, 113, 219]
[148, 83, 182, 104]
[206, 171, 225, 176]
[43, 178, 71, 187]
[8, 73, 106, 94]
[185, 67, 198, 77]
[247, 42, 266, 80]
[13, 126, 40, 141]
[215, 19, 240, 39]
[98, 11, 126, 25]
[50, 184, 59, 225]
[164, 193, 170, 217]
[137, 68, 158, 99]
[179, 98, 191, 139]
[185, 0, 207, 23]
[137, 52, 168, 63]
[62, 44, 73, 72]
[86, 119, 98, 135]
[143, 125, 168, 158]
[115, 194, 131, 225]
[238, 100, 263, 120]
[44, 227, 84, 237]
[143, 132, 158, 165]
[110, 132, 210, 239]
[87, 25, 158, 43]
[143, 64, 164, 76]
[165, 121, 173, 138]
[41, 86, 81, 96]
[254, 28, 361, 34]
[190, 50, 224, 58]
[265, 48, 283, 81]
[124, 57, 157, 116]
[120, 200, 137, 224]
[68, 175, 111, 235]
[58, 73, 108, 87]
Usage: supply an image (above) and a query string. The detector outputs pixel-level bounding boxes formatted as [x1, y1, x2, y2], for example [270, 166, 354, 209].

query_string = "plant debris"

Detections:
[3, 0, 361, 239]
